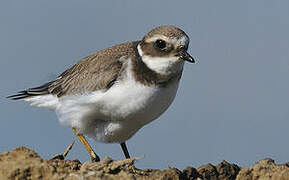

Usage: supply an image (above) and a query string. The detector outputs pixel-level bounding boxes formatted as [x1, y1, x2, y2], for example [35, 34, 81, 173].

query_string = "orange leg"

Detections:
[72, 128, 100, 162]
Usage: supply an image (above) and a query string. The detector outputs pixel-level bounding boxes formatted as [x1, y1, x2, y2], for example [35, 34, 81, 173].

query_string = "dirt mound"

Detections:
[0, 147, 288, 180]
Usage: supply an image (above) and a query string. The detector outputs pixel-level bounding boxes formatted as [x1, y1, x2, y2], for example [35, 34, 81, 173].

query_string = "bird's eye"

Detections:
[155, 39, 166, 49]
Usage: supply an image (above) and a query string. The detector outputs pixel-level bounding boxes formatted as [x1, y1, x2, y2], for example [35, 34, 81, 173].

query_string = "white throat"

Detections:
[137, 44, 184, 75]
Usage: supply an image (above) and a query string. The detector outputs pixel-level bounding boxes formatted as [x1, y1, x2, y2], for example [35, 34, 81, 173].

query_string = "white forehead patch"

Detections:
[176, 36, 189, 46]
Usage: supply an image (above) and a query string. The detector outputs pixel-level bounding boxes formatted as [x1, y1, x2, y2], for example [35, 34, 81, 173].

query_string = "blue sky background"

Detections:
[1, 1, 289, 169]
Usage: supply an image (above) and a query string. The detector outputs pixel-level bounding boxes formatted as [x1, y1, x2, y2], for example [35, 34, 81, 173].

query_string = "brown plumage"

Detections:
[143, 26, 187, 41]
[49, 41, 139, 97]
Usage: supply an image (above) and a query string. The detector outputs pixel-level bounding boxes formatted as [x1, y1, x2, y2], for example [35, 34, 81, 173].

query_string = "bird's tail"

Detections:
[7, 81, 53, 100]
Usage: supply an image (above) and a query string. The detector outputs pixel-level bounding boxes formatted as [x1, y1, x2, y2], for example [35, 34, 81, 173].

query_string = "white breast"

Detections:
[54, 58, 181, 143]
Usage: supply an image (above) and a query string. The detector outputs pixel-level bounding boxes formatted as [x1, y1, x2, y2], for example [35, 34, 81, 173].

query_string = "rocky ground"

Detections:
[0, 147, 288, 180]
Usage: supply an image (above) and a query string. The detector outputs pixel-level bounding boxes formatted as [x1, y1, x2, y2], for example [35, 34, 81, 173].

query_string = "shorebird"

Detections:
[8, 26, 195, 161]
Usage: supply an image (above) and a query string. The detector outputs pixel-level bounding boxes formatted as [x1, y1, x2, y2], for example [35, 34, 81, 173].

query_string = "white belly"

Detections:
[55, 78, 180, 143]
[25, 57, 183, 143]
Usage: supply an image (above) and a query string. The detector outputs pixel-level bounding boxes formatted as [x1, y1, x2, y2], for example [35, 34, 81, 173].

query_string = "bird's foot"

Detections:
[128, 165, 151, 175]
[50, 140, 75, 161]
[91, 155, 100, 162]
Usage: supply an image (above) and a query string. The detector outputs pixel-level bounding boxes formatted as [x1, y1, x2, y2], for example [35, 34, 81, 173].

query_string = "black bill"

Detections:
[178, 50, 195, 63]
